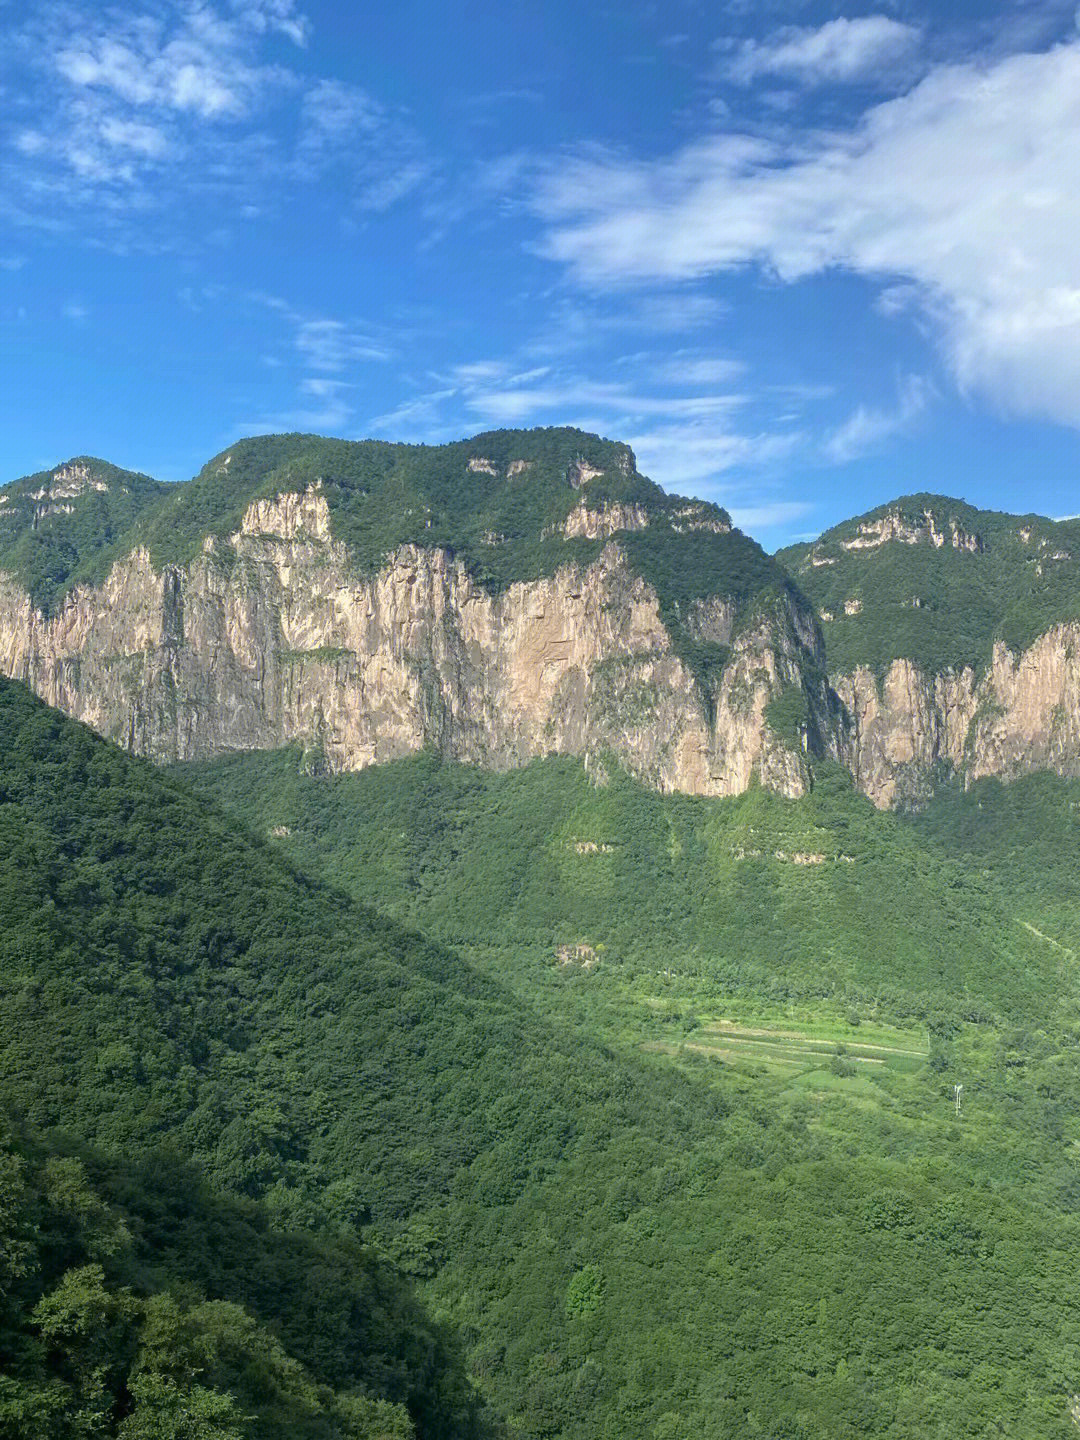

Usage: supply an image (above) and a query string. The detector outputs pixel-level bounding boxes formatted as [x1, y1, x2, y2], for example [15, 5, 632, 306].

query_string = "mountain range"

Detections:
[6, 430, 1080, 1436]
[4, 429, 1080, 812]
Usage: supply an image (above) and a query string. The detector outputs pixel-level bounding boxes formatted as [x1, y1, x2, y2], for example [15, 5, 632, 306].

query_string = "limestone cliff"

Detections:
[0, 466, 835, 799]
[835, 629, 1080, 807]
[781, 494, 1080, 806]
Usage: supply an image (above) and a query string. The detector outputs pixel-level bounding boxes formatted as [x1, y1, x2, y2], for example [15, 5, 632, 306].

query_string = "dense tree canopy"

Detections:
[8, 673, 1080, 1436]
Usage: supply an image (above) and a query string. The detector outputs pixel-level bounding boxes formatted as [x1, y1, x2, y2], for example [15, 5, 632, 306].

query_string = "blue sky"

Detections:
[3, 0, 1080, 546]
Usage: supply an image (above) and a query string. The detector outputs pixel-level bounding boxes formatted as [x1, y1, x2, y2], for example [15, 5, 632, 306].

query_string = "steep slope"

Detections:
[779, 495, 1080, 805]
[0, 457, 169, 616]
[0, 1112, 462, 1440]
[12, 687, 1080, 1435]
[177, 743, 1080, 1438]
[0, 429, 838, 798]
[177, 747, 1068, 1025]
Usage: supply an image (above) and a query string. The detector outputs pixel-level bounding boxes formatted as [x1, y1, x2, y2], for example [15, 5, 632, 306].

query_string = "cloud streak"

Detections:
[4, 1, 428, 233]
[824, 374, 934, 463]
[362, 352, 808, 511]
[726, 16, 921, 86]
[537, 36, 1080, 427]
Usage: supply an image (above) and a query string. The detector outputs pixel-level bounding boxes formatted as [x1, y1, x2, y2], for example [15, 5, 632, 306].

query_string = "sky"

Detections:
[3, 0, 1080, 546]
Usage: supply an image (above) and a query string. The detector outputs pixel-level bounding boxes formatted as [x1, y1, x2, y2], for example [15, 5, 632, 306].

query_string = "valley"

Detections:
[9, 1, 1080, 1433]
[5, 432, 1080, 1435]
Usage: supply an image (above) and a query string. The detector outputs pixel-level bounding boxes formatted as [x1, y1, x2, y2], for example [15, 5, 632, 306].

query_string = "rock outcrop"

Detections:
[839, 628, 1080, 807]
[0, 483, 832, 798]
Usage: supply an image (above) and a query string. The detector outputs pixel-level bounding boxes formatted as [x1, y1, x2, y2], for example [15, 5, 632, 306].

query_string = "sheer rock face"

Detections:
[0, 486, 830, 797]
[835, 507, 983, 554]
[837, 627, 1080, 806]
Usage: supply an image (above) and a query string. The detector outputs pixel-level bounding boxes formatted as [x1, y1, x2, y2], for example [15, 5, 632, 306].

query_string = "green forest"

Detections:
[8, 432, 1080, 1438]
[3, 668, 1080, 1436]
[779, 494, 1080, 677]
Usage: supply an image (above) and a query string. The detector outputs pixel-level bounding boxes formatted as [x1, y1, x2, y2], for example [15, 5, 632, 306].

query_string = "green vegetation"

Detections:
[177, 747, 1064, 1023]
[0, 1114, 464, 1438]
[10, 655, 1080, 1433]
[913, 768, 1080, 944]
[0, 459, 168, 616]
[14, 449, 1080, 1434]
[176, 743, 1080, 1436]
[778, 492, 1080, 676]
[0, 429, 805, 700]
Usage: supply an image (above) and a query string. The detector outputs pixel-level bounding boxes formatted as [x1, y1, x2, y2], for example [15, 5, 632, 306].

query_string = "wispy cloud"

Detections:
[729, 500, 814, 532]
[363, 351, 806, 509]
[824, 374, 934, 463]
[295, 318, 390, 370]
[239, 376, 355, 433]
[294, 78, 430, 208]
[725, 16, 921, 86]
[231, 292, 393, 434]
[51, 3, 303, 120]
[659, 355, 744, 386]
[536, 35, 1080, 428]
[4, 1, 428, 235]
[250, 291, 392, 368]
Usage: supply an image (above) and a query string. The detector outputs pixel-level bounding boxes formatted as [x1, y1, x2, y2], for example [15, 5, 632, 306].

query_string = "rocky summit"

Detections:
[6, 430, 1080, 808]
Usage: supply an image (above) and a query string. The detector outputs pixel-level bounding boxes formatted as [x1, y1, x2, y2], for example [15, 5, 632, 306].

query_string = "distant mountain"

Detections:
[780, 494, 1080, 805]
[0, 456, 168, 615]
[9, 436, 1080, 808]
[0, 429, 838, 800]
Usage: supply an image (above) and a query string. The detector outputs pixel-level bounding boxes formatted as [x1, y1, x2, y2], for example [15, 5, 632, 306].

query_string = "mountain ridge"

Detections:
[781, 491, 1080, 804]
[8, 431, 1080, 807]
[0, 428, 837, 800]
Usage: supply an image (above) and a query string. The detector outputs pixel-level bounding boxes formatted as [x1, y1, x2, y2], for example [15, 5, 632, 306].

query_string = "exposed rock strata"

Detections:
[0, 485, 830, 798]
[836, 508, 983, 554]
[837, 627, 1080, 806]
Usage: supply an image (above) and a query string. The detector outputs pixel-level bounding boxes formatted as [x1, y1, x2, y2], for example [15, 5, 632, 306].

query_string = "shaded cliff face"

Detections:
[781, 495, 1080, 806]
[0, 440, 836, 798]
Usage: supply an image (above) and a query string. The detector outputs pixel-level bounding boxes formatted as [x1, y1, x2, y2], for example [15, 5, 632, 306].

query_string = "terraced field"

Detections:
[642, 1005, 929, 1087]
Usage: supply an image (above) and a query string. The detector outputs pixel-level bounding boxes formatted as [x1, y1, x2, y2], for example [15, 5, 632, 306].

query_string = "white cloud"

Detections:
[240, 375, 354, 432]
[363, 352, 805, 506]
[824, 374, 934, 463]
[4, 2, 424, 230]
[626, 424, 803, 493]
[295, 79, 430, 209]
[300, 78, 384, 140]
[366, 390, 460, 437]
[461, 379, 747, 425]
[727, 16, 921, 86]
[51, 5, 295, 120]
[660, 355, 745, 386]
[99, 118, 170, 157]
[538, 37, 1080, 427]
[231, 0, 311, 46]
[295, 318, 390, 370]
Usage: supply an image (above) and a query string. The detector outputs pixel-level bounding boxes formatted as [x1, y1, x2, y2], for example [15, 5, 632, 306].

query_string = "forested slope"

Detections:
[177, 747, 1062, 1024]
[0, 1112, 466, 1438]
[9, 673, 1080, 1433]
[178, 743, 1080, 1438]
[777, 493, 1080, 677]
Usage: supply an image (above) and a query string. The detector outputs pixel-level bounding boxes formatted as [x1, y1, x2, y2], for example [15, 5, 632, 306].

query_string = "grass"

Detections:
[639, 1006, 928, 1084]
